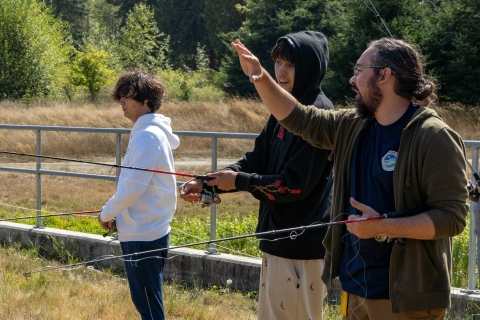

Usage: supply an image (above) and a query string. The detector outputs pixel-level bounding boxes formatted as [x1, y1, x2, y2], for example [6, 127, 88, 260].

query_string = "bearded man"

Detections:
[229, 37, 468, 320]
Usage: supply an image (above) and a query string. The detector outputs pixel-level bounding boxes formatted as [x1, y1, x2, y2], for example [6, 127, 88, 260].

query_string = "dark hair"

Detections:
[112, 70, 167, 113]
[271, 39, 295, 63]
[368, 38, 437, 106]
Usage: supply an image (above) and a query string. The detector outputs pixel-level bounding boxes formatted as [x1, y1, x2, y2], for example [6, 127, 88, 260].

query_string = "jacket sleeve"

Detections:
[422, 127, 468, 239]
[280, 101, 344, 150]
[233, 134, 331, 203]
[100, 133, 160, 222]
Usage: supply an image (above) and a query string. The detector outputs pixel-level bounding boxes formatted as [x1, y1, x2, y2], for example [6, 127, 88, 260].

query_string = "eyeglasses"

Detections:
[353, 65, 386, 77]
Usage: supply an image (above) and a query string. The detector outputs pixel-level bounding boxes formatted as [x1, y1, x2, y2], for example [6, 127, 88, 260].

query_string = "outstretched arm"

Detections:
[231, 39, 296, 121]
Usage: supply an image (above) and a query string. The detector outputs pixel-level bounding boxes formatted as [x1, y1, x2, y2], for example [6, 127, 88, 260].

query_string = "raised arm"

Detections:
[231, 39, 296, 121]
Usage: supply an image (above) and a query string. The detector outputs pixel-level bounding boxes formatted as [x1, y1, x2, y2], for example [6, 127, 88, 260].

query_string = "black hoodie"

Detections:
[226, 31, 334, 259]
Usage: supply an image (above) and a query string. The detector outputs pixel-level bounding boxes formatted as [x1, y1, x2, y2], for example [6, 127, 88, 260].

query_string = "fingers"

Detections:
[350, 197, 366, 211]
[207, 171, 223, 178]
[179, 179, 203, 194]
[97, 215, 109, 230]
[179, 179, 203, 203]
[350, 197, 380, 218]
[207, 171, 237, 191]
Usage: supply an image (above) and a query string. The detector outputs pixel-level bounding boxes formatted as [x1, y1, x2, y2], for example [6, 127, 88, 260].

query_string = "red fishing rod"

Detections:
[23, 211, 409, 276]
[0, 151, 211, 180]
[0, 150, 221, 207]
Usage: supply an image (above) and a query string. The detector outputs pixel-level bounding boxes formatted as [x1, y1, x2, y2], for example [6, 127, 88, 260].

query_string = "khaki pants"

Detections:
[344, 293, 447, 320]
[257, 252, 327, 320]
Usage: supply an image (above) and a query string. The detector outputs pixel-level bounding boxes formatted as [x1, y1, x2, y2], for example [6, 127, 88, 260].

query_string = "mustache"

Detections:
[351, 86, 359, 93]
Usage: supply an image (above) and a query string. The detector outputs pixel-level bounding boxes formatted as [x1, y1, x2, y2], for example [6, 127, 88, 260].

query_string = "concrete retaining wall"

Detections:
[0, 221, 261, 292]
[0, 221, 479, 317]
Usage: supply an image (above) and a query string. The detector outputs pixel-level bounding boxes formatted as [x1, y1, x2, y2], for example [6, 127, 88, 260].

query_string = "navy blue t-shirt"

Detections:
[339, 104, 418, 299]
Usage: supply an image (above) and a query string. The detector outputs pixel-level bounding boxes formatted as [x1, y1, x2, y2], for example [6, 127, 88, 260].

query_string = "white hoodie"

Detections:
[100, 113, 180, 242]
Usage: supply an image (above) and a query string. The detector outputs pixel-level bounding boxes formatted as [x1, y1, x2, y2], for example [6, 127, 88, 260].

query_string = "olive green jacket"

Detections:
[280, 102, 468, 313]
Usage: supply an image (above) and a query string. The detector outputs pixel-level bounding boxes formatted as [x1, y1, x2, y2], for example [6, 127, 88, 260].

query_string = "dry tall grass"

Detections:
[0, 98, 269, 159]
[0, 245, 257, 320]
[1, 100, 478, 159]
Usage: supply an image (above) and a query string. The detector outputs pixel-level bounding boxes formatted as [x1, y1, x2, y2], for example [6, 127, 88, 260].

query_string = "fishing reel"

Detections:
[194, 175, 221, 208]
[467, 172, 480, 202]
[103, 219, 117, 238]
[199, 184, 221, 208]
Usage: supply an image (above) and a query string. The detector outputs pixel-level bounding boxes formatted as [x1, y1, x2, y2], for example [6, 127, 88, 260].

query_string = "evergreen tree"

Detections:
[420, 0, 480, 104]
[119, 3, 169, 71]
[220, 0, 335, 97]
[203, 0, 245, 69]
[155, 0, 207, 70]
[44, 0, 89, 48]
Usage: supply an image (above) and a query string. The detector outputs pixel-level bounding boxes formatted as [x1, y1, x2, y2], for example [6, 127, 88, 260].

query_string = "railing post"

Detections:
[35, 130, 43, 228]
[206, 137, 219, 254]
[116, 133, 122, 183]
[470, 147, 479, 290]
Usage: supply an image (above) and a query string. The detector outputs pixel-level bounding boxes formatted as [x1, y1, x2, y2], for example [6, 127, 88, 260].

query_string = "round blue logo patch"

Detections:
[382, 150, 398, 171]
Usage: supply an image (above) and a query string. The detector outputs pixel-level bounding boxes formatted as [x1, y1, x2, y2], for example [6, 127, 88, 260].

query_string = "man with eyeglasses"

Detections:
[228, 37, 468, 320]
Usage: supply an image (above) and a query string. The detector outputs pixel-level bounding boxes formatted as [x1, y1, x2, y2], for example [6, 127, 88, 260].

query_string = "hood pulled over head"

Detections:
[276, 31, 329, 106]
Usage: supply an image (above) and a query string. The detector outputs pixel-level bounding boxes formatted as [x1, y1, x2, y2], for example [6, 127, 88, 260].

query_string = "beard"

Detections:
[355, 74, 383, 118]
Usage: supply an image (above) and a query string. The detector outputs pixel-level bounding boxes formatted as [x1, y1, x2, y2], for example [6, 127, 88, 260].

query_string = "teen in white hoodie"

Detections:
[98, 70, 179, 320]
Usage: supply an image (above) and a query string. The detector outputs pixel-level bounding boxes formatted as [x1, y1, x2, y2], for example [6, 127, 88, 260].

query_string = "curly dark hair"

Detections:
[112, 70, 167, 113]
[368, 38, 437, 106]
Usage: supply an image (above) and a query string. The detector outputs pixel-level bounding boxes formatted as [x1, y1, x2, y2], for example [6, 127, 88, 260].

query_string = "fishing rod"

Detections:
[24, 211, 407, 276]
[0, 151, 211, 180]
[0, 210, 101, 222]
[0, 150, 221, 207]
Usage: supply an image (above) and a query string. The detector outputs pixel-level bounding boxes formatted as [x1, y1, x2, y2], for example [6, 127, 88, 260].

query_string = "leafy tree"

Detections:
[0, 0, 73, 100]
[119, 3, 169, 71]
[70, 46, 115, 101]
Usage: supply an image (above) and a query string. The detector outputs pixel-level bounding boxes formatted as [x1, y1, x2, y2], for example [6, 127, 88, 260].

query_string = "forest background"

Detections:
[0, 0, 479, 106]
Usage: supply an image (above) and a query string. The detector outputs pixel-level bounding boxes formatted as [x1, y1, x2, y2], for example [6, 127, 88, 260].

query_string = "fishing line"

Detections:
[42, 254, 179, 274]
[364, 0, 393, 38]
[342, 232, 368, 310]
[170, 226, 259, 259]
[0, 202, 100, 221]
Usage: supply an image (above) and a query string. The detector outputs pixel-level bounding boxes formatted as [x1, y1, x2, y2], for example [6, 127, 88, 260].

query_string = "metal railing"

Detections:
[0, 124, 257, 255]
[0, 124, 479, 289]
[464, 141, 480, 292]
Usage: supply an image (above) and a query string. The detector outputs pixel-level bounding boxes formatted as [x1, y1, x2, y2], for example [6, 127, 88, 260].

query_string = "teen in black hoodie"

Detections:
[180, 31, 334, 319]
